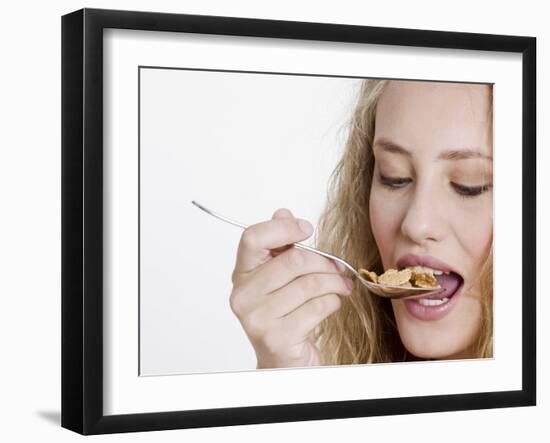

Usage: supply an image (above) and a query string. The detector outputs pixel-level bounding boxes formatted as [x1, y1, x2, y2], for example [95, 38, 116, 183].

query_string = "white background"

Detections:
[139, 70, 358, 375]
[0, 0, 547, 441]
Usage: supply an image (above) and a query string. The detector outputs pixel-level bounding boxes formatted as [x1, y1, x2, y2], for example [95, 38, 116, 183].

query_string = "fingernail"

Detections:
[345, 278, 354, 292]
[297, 219, 313, 236]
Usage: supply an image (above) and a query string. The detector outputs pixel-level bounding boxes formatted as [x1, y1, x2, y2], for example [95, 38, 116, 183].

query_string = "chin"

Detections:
[405, 344, 467, 360]
[398, 331, 475, 360]
[392, 297, 482, 361]
[403, 342, 446, 359]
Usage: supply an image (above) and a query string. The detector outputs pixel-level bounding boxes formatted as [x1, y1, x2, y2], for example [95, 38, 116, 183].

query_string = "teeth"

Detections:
[416, 297, 449, 306]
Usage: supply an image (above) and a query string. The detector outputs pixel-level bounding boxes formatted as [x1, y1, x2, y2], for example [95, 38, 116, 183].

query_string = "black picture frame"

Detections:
[61, 7, 536, 435]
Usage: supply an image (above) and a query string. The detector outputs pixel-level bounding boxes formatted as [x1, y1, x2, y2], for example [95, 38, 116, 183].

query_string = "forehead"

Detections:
[375, 81, 492, 153]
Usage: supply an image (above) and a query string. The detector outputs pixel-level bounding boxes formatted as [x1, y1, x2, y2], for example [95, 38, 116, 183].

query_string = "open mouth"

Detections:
[395, 255, 466, 320]
[414, 271, 464, 306]
[402, 270, 464, 321]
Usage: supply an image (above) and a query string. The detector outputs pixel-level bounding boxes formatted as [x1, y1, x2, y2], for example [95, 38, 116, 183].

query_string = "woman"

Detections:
[229, 79, 493, 368]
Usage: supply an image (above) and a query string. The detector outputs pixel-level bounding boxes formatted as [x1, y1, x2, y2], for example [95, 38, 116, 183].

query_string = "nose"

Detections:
[400, 181, 445, 246]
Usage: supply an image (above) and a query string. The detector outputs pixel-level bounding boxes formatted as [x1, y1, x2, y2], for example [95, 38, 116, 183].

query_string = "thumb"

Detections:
[272, 207, 295, 220]
[233, 209, 313, 274]
[270, 208, 298, 257]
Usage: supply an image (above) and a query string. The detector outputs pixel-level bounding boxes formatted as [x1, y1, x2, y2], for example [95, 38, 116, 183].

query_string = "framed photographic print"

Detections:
[61, 8, 536, 435]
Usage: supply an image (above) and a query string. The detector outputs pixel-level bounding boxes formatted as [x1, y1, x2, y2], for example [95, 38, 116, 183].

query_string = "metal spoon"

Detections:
[191, 200, 443, 300]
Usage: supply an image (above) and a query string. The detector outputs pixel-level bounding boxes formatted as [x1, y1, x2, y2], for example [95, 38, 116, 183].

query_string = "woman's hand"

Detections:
[229, 208, 354, 369]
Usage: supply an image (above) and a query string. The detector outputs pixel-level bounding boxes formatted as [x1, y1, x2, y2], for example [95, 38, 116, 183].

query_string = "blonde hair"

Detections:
[314, 79, 493, 364]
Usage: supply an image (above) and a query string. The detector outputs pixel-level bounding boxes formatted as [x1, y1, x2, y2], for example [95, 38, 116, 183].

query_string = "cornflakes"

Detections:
[378, 268, 412, 286]
[411, 271, 439, 288]
[358, 268, 378, 283]
[358, 266, 440, 288]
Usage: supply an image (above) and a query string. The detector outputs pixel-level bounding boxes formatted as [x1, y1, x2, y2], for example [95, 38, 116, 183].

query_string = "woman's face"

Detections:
[369, 81, 493, 359]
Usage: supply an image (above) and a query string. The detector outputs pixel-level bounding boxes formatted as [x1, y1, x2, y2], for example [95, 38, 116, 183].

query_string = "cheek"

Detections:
[451, 200, 493, 263]
[466, 223, 492, 260]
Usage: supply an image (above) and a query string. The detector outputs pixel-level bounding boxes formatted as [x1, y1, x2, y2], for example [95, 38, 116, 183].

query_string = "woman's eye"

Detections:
[452, 182, 492, 198]
[379, 174, 411, 189]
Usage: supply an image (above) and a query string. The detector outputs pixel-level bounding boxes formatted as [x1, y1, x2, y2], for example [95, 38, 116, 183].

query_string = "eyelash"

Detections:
[451, 183, 492, 198]
[378, 174, 492, 198]
[379, 175, 411, 190]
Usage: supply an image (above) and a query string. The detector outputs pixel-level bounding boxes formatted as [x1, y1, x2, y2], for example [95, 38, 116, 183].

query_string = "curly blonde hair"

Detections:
[313, 79, 493, 364]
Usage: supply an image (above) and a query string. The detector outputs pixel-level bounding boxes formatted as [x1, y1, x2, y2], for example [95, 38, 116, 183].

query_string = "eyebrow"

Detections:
[373, 138, 493, 161]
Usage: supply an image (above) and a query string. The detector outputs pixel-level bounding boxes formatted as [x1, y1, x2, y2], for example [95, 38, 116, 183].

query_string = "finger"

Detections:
[272, 207, 295, 220]
[279, 293, 344, 341]
[270, 245, 293, 257]
[248, 245, 346, 296]
[259, 273, 353, 318]
[270, 209, 297, 257]
[233, 213, 314, 275]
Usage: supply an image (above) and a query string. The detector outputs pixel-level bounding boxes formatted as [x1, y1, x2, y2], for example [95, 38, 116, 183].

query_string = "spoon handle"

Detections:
[192, 200, 443, 300]
[191, 200, 358, 275]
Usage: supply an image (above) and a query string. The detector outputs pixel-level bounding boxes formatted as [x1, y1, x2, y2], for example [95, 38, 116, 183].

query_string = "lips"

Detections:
[395, 253, 465, 321]
[396, 253, 458, 275]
